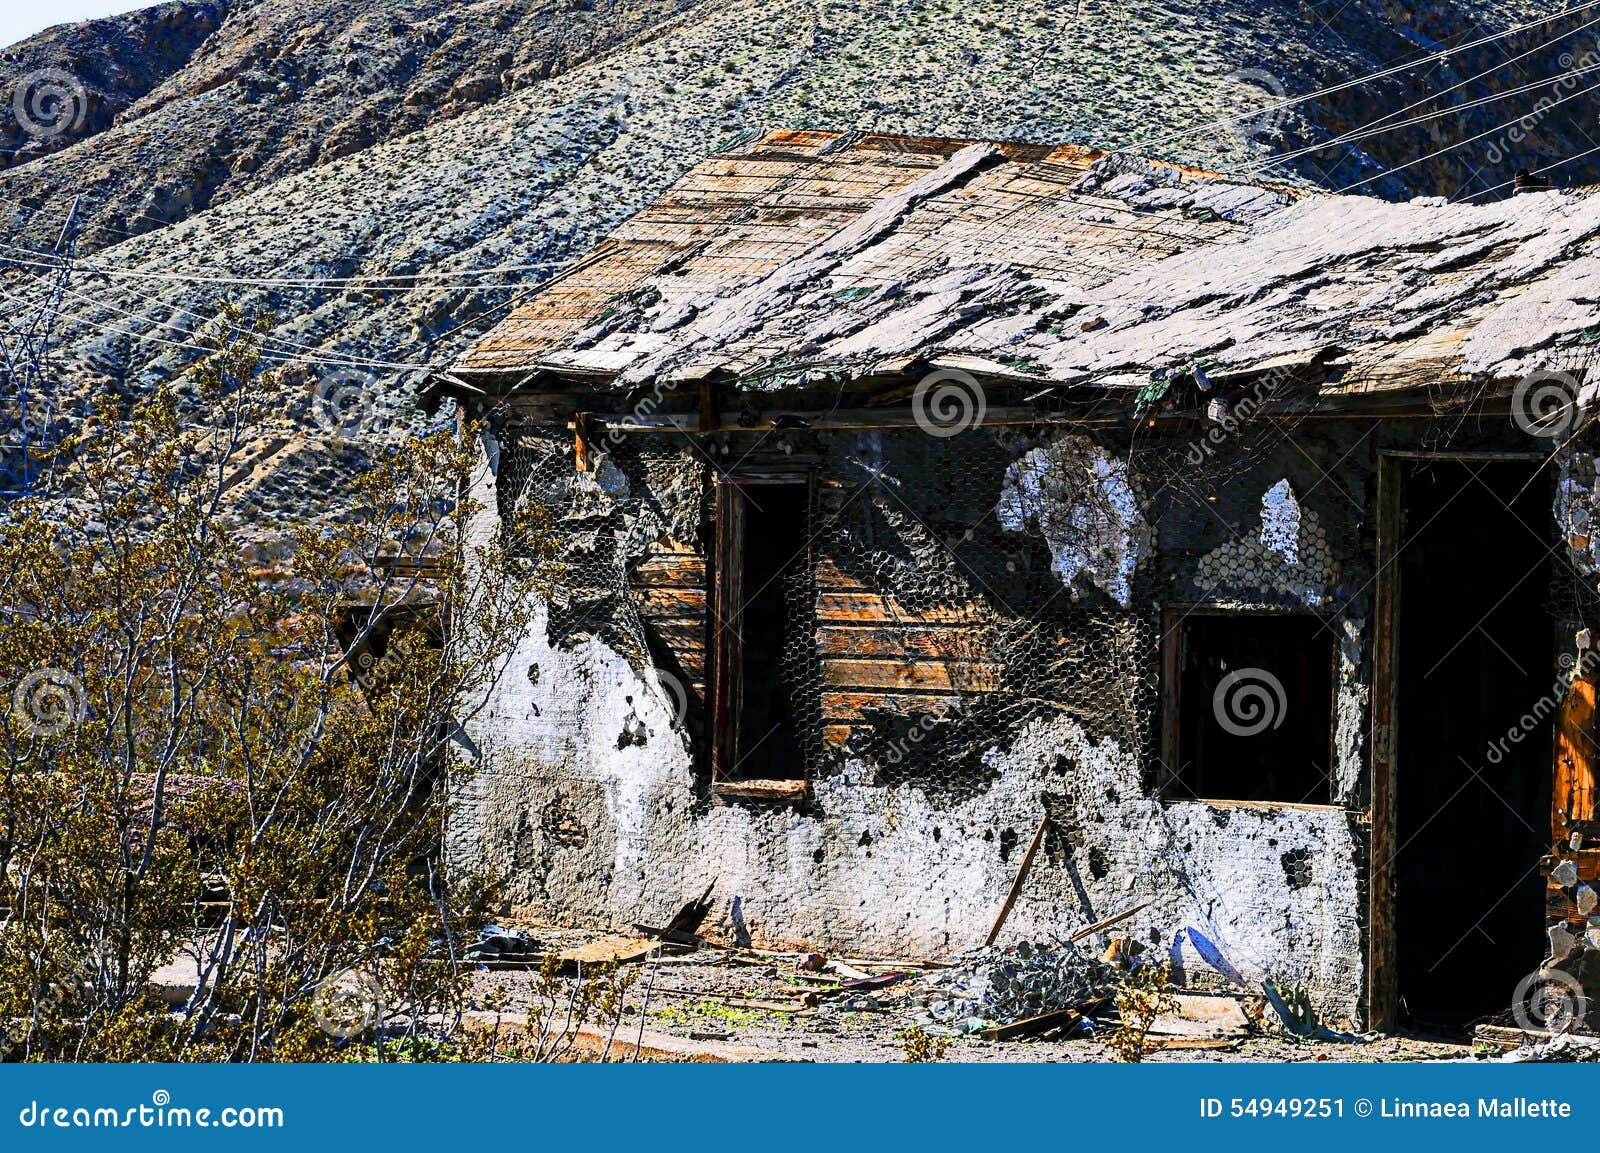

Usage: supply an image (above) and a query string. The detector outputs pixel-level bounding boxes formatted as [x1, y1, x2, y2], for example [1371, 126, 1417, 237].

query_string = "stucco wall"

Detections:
[449, 416, 1376, 1023]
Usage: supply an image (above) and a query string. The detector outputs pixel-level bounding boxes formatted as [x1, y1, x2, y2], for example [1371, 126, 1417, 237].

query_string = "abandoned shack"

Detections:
[431, 131, 1600, 1032]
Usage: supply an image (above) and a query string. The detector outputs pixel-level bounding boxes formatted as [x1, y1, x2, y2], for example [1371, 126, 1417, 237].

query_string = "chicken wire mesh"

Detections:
[489, 414, 1305, 800]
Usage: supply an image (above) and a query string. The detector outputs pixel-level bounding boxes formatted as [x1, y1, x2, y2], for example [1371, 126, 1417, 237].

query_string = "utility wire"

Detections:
[1119, 2, 1600, 152]
[1245, 9, 1600, 172]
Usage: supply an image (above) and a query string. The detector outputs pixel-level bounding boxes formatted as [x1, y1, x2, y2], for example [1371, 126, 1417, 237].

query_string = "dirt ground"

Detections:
[465, 926, 1500, 1064]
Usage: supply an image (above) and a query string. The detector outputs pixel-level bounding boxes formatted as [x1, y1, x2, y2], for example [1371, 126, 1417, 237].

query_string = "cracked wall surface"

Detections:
[449, 417, 1461, 1025]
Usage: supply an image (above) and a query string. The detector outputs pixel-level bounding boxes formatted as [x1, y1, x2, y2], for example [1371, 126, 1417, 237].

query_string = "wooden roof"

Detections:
[453, 130, 1600, 397]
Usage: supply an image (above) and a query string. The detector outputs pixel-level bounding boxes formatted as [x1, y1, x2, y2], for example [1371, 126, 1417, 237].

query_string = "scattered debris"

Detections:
[913, 939, 1109, 1031]
[466, 925, 541, 968]
[1148, 993, 1254, 1042]
[1499, 1033, 1600, 1063]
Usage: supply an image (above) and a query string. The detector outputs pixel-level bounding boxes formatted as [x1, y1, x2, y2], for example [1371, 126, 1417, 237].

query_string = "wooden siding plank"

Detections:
[823, 658, 1003, 692]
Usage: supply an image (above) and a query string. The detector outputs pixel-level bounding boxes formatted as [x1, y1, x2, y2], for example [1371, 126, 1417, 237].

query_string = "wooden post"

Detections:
[984, 814, 1049, 947]
[1367, 454, 1402, 1032]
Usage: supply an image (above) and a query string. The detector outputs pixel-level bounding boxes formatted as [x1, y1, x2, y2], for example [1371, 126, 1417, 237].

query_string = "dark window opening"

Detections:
[711, 479, 810, 787]
[1164, 612, 1335, 804]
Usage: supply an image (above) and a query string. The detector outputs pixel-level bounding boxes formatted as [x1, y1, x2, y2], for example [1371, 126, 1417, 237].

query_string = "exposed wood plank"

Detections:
[1555, 673, 1597, 844]
[711, 778, 808, 801]
[816, 591, 995, 625]
[820, 690, 965, 722]
[636, 587, 707, 616]
[629, 554, 707, 588]
[710, 481, 744, 782]
[822, 657, 1003, 692]
[814, 559, 873, 590]
[639, 619, 706, 655]
[984, 814, 1049, 947]
[1367, 454, 1402, 1034]
[817, 624, 996, 660]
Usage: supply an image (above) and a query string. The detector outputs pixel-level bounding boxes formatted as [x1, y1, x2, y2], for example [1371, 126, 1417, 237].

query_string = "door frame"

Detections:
[1367, 449, 1547, 1031]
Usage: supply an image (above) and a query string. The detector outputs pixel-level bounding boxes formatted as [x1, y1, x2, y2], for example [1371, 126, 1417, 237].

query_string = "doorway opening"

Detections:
[1391, 458, 1552, 1028]
[710, 478, 811, 790]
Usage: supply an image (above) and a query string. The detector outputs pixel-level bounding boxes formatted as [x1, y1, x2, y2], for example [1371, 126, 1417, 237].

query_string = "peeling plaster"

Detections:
[1195, 477, 1332, 606]
[997, 434, 1151, 606]
[1259, 479, 1301, 565]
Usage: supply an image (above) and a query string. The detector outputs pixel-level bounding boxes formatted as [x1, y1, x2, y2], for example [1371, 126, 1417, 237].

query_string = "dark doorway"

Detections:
[712, 479, 810, 783]
[1168, 613, 1335, 804]
[1393, 459, 1552, 1027]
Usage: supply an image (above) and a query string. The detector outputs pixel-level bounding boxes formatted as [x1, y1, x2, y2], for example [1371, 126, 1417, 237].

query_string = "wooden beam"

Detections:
[1367, 453, 1402, 1033]
[984, 814, 1049, 947]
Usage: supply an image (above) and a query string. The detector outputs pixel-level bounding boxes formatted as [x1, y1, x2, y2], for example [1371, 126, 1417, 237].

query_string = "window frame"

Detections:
[1158, 605, 1342, 809]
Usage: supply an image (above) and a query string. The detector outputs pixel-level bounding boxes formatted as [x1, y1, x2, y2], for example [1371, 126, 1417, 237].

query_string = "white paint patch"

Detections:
[997, 434, 1151, 606]
[1259, 478, 1300, 565]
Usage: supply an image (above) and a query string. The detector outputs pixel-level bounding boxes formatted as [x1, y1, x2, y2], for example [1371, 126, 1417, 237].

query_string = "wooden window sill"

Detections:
[711, 779, 809, 802]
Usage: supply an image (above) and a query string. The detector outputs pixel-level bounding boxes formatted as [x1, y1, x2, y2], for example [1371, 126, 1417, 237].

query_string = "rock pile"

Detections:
[912, 940, 1110, 1032]
[465, 925, 539, 967]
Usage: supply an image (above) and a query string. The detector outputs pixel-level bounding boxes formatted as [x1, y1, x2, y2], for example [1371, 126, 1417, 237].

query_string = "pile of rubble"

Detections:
[911, 940, 1111, 1032]
[465, 925, 540, 968]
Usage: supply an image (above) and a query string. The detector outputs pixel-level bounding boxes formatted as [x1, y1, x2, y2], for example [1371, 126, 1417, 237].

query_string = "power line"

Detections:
[1335, 78, 1599, 193]
[1247, 9, 1600, 172]
[1251, 57, 1600, 172]
[0, 240, 568, 290]
[1119, 2, 1600, 153]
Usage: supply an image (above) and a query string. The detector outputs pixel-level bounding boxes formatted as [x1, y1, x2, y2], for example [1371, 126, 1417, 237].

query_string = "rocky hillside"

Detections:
[1, 0, 1597, 525]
